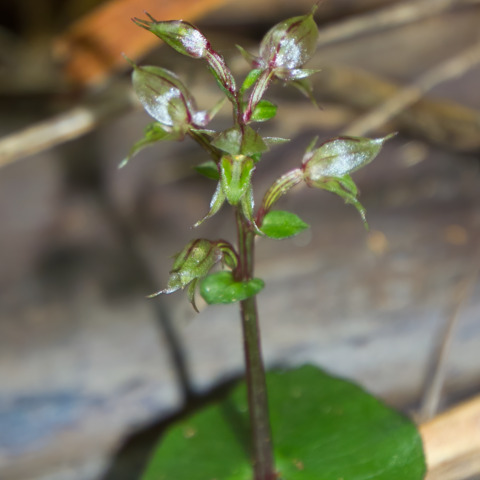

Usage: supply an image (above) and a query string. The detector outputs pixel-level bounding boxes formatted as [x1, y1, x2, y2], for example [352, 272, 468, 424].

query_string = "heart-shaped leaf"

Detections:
[200, 271, 264, 304]
[141, 366, 426, 480]
[261, 210, 309, 239]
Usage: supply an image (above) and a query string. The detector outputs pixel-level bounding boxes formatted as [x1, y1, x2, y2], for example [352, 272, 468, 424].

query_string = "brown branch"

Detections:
[317, 0, 480, 48]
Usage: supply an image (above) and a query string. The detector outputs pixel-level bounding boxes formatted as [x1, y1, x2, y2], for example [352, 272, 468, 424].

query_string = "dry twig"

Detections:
[0, 84, 135, 168]
[342, 40, 480, 137]
[317, 0, 480, 47]
[419, 255, 480, 422]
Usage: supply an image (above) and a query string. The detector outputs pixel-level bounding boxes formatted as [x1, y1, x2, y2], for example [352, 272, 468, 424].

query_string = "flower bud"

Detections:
[301, 135, 394, 226]
[133, 17, 209, 59]
[302, 135, 393, 185]
[259, 11, 318, 71]
[132, 64, 209, 134]
[133, 15, 237, 99]
[194, 154, 260, 230]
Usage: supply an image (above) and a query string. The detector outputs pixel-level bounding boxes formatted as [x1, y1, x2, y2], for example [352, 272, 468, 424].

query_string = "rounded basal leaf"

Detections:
[141, 366, 426, 480]
[261, 210, 309, 239]
[200, 271, 264, 304]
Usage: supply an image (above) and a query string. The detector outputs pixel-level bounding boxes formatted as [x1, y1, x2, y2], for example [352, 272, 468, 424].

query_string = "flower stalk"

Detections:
[236, 209, 276, 480]
[126, 9, 392, 479]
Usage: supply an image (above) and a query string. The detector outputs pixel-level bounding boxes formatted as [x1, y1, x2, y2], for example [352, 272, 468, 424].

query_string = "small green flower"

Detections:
[148, 239, 237, 311]
[195, 154, 257, 229]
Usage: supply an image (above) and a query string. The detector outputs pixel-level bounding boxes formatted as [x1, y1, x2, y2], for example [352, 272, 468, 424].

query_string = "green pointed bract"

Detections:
[194, 183, 226, 227]
[119, 122, 180, 168]
[236, 46, 259, 69]
[321, 175, 368, 228]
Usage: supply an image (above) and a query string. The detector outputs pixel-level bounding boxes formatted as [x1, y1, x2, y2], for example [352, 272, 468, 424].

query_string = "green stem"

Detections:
[236, 209, 276, 480]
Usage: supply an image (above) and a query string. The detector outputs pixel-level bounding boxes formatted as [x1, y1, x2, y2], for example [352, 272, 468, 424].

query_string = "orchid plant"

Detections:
[123, 8, 425, 480]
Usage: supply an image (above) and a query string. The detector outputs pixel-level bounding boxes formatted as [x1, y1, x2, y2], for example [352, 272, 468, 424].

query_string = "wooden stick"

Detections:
[420, 395, 480, 479]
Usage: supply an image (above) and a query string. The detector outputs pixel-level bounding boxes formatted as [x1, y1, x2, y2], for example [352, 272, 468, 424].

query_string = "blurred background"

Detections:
[1, 0, 480, 479]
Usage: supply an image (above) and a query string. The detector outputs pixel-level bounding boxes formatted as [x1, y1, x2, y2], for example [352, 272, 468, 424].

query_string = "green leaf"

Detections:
[141, 366, 426, 480]
[195, 160, 220, 180]
[251, 100, 277, 122]
[261, 210, 309, 239]
[200, 271, 264, 304]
